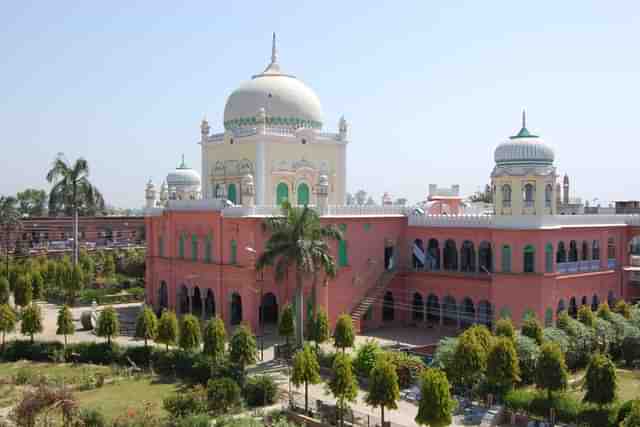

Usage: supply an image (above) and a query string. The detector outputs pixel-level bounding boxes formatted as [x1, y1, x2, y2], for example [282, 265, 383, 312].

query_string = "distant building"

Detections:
[615, 201, 640, 215]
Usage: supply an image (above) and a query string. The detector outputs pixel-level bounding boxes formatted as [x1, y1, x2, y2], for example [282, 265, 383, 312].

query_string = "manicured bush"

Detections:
[542, 327, 570, 353]
[529, 392, 581, 424]
[618, 400, 636, 426]
[515, 335, 540, 385]
[385, 350, 427, 388]
[244, 375, 278, 407]
[577, 404, 618, 427]
[207, 377, 242, 415]
[163, 386, 208, 418]
[504, 389, 533, 413]
[353, 339, 381, 378]
[74, 342, 123, 365]
[431, 337, 457, 380]
[78, 407, 108, 427]
[622, 335, 640, 367]
[1, 340, 64, 362]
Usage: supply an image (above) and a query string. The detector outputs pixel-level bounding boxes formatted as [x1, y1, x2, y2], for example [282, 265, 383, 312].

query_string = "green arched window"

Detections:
[499, 306, 512, 319]
[544, 308, 554, 327]
[545, 243, 553, 273]
[230, 239, 237, 264]
[524, 245, 535, 273]
[191, 234, 198, 262]
[501, 245, 511, 273]
[158, 235, 164, 258]
[227, 184, 237, 204]
[276, 183, 289, 206]
[178, 234, 186, 259]
[297, 183, 310, 206]
[338, 240, 348, 267]
[204, 234, 213, 263]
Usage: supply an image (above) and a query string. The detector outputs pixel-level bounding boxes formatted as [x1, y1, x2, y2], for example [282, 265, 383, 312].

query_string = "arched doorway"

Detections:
[478, 300, 493, 328]
[412, 293, 424, 322]
[443, 240, 458, 271]
[231, 293, 242, 325]
[227, 184, 237, 204]
[297, 183, 310, 206]
[158, 281, 168, 311]
[581, 296, 588, 307]
[568, 297, 578, 318]
[384, 241, 395, 271]
[178, 285, 189, 315]
[460, 298, 475, 328]
[442, 296, 457, 326]
[383, 291, 394, 322]
[276, 182, 289, 206]
[460, 241, 476, 272]
[591, 294, 599, 312]
[426, 294, 440, 323]
[569, 241, 578, 262]
[205, 289, 215, 319]
[557, 299, 566, 314]
[192, 287, 203, 318]
[607, 291, 616, 306]
[261, 292, 278, 324]
[427, 239, 440, 271]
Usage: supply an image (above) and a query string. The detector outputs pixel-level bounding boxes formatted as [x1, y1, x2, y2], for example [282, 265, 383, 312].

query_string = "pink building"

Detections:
[143, 38, 640, 335]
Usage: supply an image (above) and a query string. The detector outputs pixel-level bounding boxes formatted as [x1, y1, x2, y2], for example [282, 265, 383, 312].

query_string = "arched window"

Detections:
[427, 239, 440, 271]
[608, 237, 616, 259]
[412, 239, 425, 270]
[191, 234, 198, 262]
[557, 299, 566, 314]
[557, 241, 567, 263]
[231, 293, 242, 325]
[544, 308, 553, 327]
[545, 184, 553, 207]
[338, 240, 348, 267]
[159, 281, 168, 311]
[461, 298, 475, 328]
[568, 240, 578, 262]
[230, 239, 237, 264]
[412, 293, 424, 322]
[479, 241, 492, 273]
[524, 245, 535, 273]
[179, 233, 186, 259]
[426, 294, 440, 323]
[501, 245, 512, 273]
[297, 183, 310, 206]
[523, 183, 535, 205]
[227, 183, 237, 204]
[592, 240, 600, 260]
[460, 240, 476, 272]
[383, 291, 394, 322]
[443, 240, 458, 271]
[545, 243, 553, 273]
[204, 234, 213, 263]
[276, 182, 289, 206]
[581, 241, 589, 261]
[502, 184, 512, 207]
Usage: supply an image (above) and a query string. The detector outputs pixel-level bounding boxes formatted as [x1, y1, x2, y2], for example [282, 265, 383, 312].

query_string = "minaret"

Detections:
[200, 116, 210, 144]
[145, 180, 157, 209]
[316, 174, 329, 215]
[563, 174, 570, 205]
[555, 182, 562, 209]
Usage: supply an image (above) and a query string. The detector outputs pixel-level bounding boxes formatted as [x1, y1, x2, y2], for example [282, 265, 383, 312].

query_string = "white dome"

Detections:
[166, 158, 201, 187]
[494, 119, 554, 166]
[223, 35, 323, 130]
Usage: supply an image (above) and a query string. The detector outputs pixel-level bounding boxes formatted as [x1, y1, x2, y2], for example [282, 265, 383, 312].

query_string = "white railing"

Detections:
[409, 214, 494, 228]
[326, 205, 407, 216]
[209, 132, 225, 141]
[557, 260, 601, 274]
[165, 199, 229, 211]
[318, 132, 342, 140]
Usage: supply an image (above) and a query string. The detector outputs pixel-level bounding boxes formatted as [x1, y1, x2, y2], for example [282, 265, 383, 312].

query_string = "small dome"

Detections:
[166, 157, 201, 187]
[494, 112, 554, 166]
[223, 34, 323, 131]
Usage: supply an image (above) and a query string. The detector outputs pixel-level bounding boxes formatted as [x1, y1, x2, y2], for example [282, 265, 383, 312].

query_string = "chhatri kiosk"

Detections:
[144, 36, 640, 335]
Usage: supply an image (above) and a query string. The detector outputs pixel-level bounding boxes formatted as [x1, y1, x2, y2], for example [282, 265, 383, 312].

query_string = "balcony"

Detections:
[557, 260, 601, 274]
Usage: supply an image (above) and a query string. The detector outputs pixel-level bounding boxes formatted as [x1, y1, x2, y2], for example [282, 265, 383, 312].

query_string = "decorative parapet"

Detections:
[408, 213, 640, 229]
[203, 127, 345, 145]
[409, 214, 493, 228]
[143, 208, 164, 217]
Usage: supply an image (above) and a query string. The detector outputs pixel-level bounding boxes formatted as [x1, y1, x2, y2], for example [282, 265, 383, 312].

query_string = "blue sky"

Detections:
[2, 1, 639, 208]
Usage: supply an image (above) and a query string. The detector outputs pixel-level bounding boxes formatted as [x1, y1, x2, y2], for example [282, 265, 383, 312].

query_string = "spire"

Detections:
[522, 108, 526, 129]
[510, 108, 538, 139]
[271, 32, 278, 65]
[179, 154, 187, 169]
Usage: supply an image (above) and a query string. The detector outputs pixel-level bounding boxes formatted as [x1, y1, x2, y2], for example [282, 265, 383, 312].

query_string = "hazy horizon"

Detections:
[2, 2, 639, 209]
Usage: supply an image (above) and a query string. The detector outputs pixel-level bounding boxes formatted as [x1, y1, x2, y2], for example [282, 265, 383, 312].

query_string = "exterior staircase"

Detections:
[350, 269, 397, 333]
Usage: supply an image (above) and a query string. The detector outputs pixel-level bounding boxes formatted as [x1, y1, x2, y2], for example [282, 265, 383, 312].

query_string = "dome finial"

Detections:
[522, 108, 526, 129]
[179, 154, 187, 169]
[271, 32, 278, 65]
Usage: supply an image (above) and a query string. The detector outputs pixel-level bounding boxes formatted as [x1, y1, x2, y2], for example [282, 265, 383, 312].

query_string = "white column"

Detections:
[256, 140, 266, 205]
[338, 143, 347, 204]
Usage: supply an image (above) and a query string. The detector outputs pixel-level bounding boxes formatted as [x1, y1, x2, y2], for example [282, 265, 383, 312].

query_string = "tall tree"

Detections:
[14, 274, 33, 308]
[135, 306, 158, 349]
[66, 264, 84, 304]
[30, 271, 44, 300]
[21, 303, 43, 343]
[578, 305, 596, 327]
[16, 189, 47, 217]
[46, 154, 105, 264]
[365, 357, 400, 426]
[583, 353, 617, 407]
[229, 324, 258, 383]
[257, 202, 341, 345]
[0, 304, 17, 350]
[96, 306, 119, 345]
[415, 368, 455, 427]
[291, 344, 321, 413]
[179, 314, 201, 351]
[495, 317, 516, 340]
[56, 305, 75, 346]
[157, 310, 178, 350]
[452, 329, 487, 389]
[521, 316, 544, 345]
[487, 337, 521, 394]
[0, 277, 10, 305]
[535, 342, 568, 400]
[203, 317, 226, 362]
[334, 314, 355, 353]
[0, 196, 21, 281]
[311, 308, 330, 351]
[623, 400, 640, 427]
[326, 353, 358, 427]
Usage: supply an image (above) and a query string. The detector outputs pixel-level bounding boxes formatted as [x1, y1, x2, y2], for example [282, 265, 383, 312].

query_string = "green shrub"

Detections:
[14, 368, 33, 385]
[244, 375, 278, 407]
[74, 342, 123, 365]
[577, 404, 617, 427]
[515, 335, 540, 385]
[529, 392, 581, 424]
[618, 400, 636, 426]
[2, 340, 65, 362]
[78, 408, 108, 427]
[504, 389, 533, 413]
[353, 339, 381, 378]
[384, 350, 427, 388]
[172, 414, 211, 427]
[207, 377, 242, 415]
[163, 386, 208, 418]
[623, 335, 640, 367]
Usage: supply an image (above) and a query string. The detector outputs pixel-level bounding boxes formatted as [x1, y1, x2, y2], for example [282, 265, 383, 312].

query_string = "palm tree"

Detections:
[0, 196, 21, 281]
[257, 202, 341, 346]
[46, 154, 104, 264]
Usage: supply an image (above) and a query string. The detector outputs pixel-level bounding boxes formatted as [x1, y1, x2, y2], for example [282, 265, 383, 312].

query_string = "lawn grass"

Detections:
[0, 361, 112, 385]
[75, 376, 182, 420]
